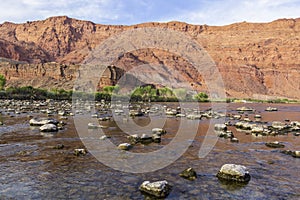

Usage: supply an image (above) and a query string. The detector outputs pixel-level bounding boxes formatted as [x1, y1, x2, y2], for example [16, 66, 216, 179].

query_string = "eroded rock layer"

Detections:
[0, 16, 299, 99]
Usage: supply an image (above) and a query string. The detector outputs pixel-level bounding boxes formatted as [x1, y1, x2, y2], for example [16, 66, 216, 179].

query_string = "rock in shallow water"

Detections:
[140, 134, 153, 144]
[265, 107, 278, 112]
[179, 167, 197, 180]
[152, 128, 167, 135]
[74, 149, 87, 156]
[214, 124, 227, 131]
[139, 180, 172, 198]
[127, 134, 140, 144]
[230, 137, 239, 143]
[281, 150, 300, 158]
[118, 143, 132, 151]
[265, 141, 285, 148]
[39, 124, 58, 132]
[30, 118, 58, 126]
[152, 134, 161, 143]
[217, 164, 251, 183]
[53, 144, 64, 149]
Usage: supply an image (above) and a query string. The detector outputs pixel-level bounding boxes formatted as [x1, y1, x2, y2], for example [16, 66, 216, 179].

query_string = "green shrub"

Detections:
[0, 74, 6, 90]
[194, 92, 209, 102]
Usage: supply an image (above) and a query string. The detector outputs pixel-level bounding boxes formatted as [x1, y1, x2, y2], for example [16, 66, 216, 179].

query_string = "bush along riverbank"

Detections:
[0, 85, 210, 102]
[226, 98, 299, 104]
[0, 82, 298, 103]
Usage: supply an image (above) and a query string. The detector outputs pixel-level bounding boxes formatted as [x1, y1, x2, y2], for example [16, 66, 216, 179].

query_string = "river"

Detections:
[0, 102, 299, 199]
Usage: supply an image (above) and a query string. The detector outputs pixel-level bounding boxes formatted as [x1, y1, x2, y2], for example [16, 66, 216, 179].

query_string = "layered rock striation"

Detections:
[0, 16, 299, 99]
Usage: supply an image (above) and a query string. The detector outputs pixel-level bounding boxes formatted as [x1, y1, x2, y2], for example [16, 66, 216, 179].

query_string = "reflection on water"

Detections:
[0, 103, 299, 199]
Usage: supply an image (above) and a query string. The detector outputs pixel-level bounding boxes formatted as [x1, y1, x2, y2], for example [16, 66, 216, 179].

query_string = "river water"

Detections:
[0, 102, 299, 199]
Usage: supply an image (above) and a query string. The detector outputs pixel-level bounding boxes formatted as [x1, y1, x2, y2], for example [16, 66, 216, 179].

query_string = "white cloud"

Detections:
[0, 0, 123, 23]
[175, 0, 300, 25]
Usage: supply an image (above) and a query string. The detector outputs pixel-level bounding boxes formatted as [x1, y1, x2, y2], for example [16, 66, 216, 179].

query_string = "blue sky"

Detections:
[0, 0, 299, 25]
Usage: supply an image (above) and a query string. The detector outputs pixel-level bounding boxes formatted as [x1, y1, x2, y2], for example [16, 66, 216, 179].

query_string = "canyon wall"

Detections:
[0, 16, 299, 99]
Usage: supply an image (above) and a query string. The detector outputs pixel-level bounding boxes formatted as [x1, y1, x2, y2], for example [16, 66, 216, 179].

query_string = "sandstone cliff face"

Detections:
[0, 16, 299, 99]
[0, 61, 124, 91]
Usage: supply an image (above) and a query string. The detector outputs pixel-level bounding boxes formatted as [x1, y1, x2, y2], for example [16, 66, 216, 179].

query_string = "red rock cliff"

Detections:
[0, 16, 299, 99]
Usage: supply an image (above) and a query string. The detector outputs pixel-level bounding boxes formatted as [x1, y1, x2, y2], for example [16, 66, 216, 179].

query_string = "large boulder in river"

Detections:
[30, 118, 58, 126]
[217, 164, 251, 183]
[39, 124, 58, 132]
[139, 180, 172, 198]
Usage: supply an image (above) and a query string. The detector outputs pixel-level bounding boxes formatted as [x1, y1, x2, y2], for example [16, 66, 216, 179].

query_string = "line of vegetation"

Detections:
[226, 98, 299, 104]
[0, 74, 297, 103]
[0, 85, 209, 103]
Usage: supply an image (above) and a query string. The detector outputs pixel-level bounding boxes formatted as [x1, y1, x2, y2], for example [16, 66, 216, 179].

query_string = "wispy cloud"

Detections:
[173, 0, 300, 25]
[0, 0, 299, 25]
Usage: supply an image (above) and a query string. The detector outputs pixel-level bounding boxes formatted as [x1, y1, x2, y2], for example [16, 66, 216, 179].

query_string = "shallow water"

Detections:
[0, 102, 299, 199]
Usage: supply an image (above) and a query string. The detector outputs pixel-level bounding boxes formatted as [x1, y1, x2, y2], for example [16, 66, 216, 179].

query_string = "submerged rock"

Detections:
[179, 167, 197, 180]
[139, 180, 172, 198]
[87, 123, 98, 129]
[217, 164, 251, 183]
[53, 144, 64, 149]
[265, 141, 285, 148]
[40, 124, 58, 132]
